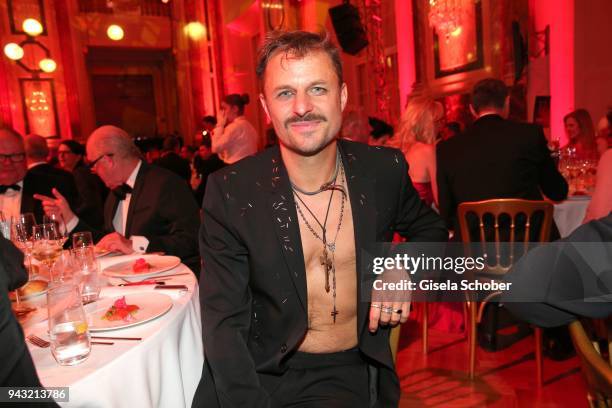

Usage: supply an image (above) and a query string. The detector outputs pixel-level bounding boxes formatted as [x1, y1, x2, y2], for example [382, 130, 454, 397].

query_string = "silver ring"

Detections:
[381, 306, 393, 314]
[370, 304, 382, 309]
[393, 309, 403, 314]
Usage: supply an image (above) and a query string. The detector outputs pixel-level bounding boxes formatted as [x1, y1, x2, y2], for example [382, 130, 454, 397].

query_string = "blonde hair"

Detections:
[397, 96, 444, 151]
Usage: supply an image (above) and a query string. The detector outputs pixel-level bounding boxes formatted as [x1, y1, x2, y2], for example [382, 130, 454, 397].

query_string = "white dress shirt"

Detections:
[0, 180, 23, 221]
[211, 116, 259, 164]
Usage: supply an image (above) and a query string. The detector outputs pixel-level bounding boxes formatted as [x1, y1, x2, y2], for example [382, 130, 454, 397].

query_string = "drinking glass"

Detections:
[47, 284, 91, 366]
[10, 213, 37, 310]
[50, 250, 77, 285]
[72, 231, 94, 250]
[73, 248, 101, 303]
[32, 223, 62, 278]
[43, 214, 68, 247]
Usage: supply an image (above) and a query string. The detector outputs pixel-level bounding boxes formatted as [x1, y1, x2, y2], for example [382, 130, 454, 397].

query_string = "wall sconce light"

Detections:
[2, 17, 57, 78]
[184, 22, 206, 41]
[107, 24, 125, 41]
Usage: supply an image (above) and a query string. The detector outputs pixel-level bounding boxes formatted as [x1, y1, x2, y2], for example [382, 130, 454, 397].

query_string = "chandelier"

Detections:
[428, 0, 466, 41]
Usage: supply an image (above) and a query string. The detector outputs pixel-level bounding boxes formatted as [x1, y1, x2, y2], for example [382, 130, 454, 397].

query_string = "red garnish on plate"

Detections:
[101, 296, 140, 322]
[132, 258, 151, 273]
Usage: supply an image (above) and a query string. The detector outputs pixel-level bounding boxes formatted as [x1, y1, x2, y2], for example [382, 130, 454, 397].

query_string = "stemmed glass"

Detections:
[44, 214, 68, 247]
[10, 213, 36, 312]
[32, 223, 63, 280]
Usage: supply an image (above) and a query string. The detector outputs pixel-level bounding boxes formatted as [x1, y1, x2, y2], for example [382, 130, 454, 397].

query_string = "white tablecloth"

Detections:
[553, 196, 591, 238]
[23, 254, 203, 408]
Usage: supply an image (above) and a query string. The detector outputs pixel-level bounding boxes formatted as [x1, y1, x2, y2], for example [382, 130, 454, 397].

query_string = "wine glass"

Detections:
[44, 214, 68, 247]
[10, 213, 37, 313]
[32, 223, 63, 280]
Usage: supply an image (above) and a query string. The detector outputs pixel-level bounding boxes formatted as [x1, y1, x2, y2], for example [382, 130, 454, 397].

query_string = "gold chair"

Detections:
[568, 320, 612, 407]
[457, 199, 553, 385]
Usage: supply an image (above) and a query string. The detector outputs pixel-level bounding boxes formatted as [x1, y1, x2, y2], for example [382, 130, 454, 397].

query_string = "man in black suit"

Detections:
[0, 236, 42, 386]
[37, 126, 200, 273]
[503, 214, 612, 327]
[0, 128, 78, 223]
[154, 136, 192, 182]
[436, 79, 568, 236]
[192, 31, 447, 408]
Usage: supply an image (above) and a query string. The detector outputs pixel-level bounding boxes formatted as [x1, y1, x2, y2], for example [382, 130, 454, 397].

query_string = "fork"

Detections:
[27, 334, 114, 348]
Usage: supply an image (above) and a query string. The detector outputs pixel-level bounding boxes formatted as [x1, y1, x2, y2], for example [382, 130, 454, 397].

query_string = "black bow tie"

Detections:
[0, 184, 21, 194]
[112, 183, 133, 200]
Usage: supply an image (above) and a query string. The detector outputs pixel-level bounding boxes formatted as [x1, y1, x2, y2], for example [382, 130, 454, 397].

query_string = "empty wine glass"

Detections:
[10, 213, 37, 313]
[44, 214, 68, 247]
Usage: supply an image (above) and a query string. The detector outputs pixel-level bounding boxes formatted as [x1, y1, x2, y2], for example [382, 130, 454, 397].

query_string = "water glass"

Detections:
[72, 231, 93, 249]
[73, 248, 101, 303]
[50, 250, 77, 285]
[47, 284, 91, 366]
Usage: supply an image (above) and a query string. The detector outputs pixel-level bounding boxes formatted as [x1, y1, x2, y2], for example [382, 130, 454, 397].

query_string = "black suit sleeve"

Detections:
[534, 128, 568, 201]
[435, 144, 454, 229]
[199, 174, 270, 407]
[0, 237, 44, 389]
[395, 155, 448, 241]
[144, 177, 200, 261]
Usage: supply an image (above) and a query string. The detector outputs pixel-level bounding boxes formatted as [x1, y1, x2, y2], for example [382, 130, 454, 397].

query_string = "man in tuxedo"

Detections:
[37, 126, 200, 273]
[192, 31, 447, 408]
[437, 79, 568, 236]
[0, 128, 78, 223]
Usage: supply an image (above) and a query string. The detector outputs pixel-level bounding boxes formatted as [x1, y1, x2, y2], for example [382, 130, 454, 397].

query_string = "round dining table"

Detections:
[21, 254, 203, 408]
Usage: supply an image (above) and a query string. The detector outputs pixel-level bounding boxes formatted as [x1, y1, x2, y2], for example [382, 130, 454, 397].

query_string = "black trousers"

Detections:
[270, 348, 370, 408]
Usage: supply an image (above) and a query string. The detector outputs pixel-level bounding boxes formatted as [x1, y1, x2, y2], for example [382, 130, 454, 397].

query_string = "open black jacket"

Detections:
[22, 163, 79, 223]
[74, 162, 201, 273]
[193, 140, 448, 408]
[437, 115, 568, 235]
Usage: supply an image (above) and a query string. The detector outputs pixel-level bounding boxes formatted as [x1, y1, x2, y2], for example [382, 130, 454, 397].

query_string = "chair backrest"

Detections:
[457, 199, 553, 274]
[568, 320, 612, 404]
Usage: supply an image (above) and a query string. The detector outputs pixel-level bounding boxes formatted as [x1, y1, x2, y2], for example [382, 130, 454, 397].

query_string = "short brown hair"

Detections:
[471, 78, 508, 113]
[256, 30, 343, 85]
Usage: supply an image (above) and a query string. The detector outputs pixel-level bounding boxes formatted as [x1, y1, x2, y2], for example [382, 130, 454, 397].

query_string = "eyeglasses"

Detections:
[0, 153, 26, 163]
[88, 153, 113, 169]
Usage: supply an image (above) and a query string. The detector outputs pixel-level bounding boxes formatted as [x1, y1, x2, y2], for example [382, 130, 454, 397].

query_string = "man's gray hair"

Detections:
[89, 125, 141, 159]
[25, 134, 49, 160]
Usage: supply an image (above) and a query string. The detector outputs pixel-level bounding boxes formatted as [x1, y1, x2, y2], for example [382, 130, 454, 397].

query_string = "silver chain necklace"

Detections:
[293, 163, 346, 323]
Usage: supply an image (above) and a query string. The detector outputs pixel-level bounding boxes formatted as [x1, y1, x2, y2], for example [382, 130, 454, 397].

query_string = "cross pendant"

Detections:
[319, 251, 332, 293]
[331, 307, 339, 323]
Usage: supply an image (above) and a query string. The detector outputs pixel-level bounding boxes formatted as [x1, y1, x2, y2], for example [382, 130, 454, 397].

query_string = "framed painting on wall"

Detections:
[19, 78, 60, 138]
[433, 0, 484, 78]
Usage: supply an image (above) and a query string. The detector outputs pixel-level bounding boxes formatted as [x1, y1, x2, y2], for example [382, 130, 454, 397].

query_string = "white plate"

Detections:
[102, 255, 181, 279]
[85, 293, 173, 332]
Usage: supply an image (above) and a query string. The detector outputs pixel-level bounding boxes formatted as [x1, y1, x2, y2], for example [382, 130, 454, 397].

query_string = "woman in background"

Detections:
[57, 140, 107, 229]
[396, 95, 445, 207]
[563, 109, 597, 160]
[211, 93, 259, 165]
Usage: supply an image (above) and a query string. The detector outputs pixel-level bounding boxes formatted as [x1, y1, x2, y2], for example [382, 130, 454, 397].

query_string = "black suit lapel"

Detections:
[267, 148, 308, 313]
[338, 140, 378, 337]
[124, 163, 147, 237]
[104, 193, 118, 232]
[20, 177, 36, 218]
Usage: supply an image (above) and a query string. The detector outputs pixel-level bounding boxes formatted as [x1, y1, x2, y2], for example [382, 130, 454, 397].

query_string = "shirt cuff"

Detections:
[66, 216, 79, 233]
[131, 235, 149, 253]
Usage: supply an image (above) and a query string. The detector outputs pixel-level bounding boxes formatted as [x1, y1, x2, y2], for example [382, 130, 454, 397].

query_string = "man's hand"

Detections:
[97, 232, 134, 254]
[368, 268, 411, 333]
[34, 188, 76, 224]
